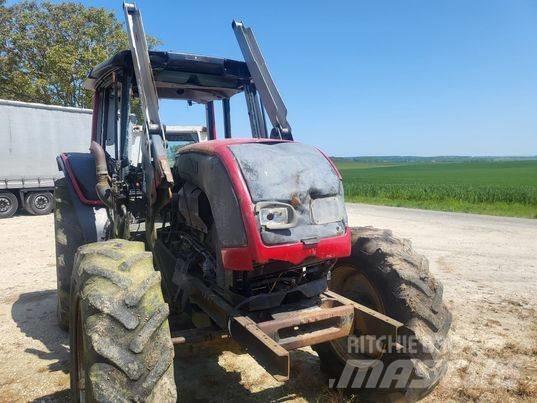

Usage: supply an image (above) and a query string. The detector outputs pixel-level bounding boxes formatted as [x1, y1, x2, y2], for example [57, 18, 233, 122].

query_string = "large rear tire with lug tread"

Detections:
[70, 239, 177, 402]
[314, 227, 452, 402]
[54, 178, 83, 330]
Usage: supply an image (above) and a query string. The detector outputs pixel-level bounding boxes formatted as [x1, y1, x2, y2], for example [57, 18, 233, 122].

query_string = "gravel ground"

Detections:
[0, 204, 535, 402]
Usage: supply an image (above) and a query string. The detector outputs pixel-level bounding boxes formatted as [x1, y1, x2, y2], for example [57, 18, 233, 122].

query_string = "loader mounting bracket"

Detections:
[174, 274, 403, 381]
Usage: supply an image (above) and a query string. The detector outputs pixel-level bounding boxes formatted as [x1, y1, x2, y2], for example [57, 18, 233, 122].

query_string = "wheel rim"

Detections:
[33, 195, 49, 210]
[0, 196, 11, 213]
[74, 301, 86, 402]
[329, 265, 386, 363]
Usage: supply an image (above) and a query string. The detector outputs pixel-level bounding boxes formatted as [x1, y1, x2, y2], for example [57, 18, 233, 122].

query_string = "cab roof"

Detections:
[84, 50, 251, 103]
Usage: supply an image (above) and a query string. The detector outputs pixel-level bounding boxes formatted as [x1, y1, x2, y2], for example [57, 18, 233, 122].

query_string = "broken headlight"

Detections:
[255, 202, 297, 230]
[310, 196, 346, 225]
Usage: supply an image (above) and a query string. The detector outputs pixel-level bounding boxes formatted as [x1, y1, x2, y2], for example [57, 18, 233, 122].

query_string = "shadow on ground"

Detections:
[11, 290, 333, 402]
[173, 339, 332, 402]
[11, 290, 70, 374]
[30, 389, 70, 402]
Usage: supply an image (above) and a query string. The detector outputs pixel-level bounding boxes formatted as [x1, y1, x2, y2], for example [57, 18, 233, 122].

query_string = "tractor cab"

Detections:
[83, 17, 293, 167]
[82, 9, 349, 264]
[84, 49, 253, 145]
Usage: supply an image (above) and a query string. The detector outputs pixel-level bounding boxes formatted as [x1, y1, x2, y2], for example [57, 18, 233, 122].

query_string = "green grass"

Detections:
[336, 160, 537, 218]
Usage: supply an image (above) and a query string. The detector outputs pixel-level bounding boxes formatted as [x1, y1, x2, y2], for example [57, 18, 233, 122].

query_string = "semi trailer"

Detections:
[0, 99, 92, 218]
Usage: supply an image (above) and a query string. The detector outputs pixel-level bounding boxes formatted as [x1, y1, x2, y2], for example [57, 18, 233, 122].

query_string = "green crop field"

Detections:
[335, 159, 537, 218]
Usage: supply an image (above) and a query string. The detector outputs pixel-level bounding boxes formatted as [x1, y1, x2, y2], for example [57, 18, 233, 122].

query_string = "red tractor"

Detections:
[54, 4, 451, 401]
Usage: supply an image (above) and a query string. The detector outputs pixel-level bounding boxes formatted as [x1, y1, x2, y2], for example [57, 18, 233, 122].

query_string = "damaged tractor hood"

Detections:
[229, 142, 347, 245]
[229, 142, 340, 202]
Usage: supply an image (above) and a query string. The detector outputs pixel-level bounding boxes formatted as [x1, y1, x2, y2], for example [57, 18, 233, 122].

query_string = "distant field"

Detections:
[336, 160, 537, 218]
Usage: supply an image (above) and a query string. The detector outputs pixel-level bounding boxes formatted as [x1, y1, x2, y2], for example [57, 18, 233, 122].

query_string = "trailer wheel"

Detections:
[0, 192, 18, 219]
[25, 191, 54, 215]
[314, 227, 451, 402]
[54, 178, 83, 330]
[70, 239, 177, 402]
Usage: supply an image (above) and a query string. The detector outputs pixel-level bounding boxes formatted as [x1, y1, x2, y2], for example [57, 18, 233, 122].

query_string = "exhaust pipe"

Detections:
[90, 141, 113, 208]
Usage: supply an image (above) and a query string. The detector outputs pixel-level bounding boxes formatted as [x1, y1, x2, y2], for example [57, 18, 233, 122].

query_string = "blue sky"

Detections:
[40, 1, 537, 156]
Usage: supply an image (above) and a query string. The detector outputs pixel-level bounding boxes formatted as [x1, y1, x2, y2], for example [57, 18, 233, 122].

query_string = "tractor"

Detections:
[54, 3, 451, 401]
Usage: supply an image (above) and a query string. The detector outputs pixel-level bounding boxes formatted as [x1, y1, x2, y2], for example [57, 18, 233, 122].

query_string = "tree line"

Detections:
[0, 0, 159, 108]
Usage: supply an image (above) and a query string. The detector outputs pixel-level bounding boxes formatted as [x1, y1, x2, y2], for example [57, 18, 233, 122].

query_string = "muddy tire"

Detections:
[70, 239, 176, 402]
[314, 227, 451, 402]
[54, 178, 84, 330]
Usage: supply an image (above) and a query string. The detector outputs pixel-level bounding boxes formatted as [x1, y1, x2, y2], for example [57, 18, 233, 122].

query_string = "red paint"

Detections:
[220, 247, 254, 270]
[178, 138, 351, 270]
[60, 153, 104, 207]
[318, 148, 342, 180]
[221, 230, 351, 271]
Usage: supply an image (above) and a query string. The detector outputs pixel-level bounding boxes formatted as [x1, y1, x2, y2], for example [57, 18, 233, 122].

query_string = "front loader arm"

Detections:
[232, 21, 293, 140]
[123, 2, 173, 245]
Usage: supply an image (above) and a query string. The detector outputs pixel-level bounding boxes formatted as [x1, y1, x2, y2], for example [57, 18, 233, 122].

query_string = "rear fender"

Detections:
[56, 153, 108, 243]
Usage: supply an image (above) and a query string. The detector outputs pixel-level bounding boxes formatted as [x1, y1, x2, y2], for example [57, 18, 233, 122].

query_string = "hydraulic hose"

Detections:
[89, 141, 113, 209]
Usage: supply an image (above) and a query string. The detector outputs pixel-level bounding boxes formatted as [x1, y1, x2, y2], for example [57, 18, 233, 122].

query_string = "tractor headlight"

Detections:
[310, 196, 346, 225]
[255, 202, 297, 229]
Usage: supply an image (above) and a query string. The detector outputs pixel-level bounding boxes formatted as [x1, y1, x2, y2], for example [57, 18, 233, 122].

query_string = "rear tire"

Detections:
[25, 191, 54, 215]
[54, 178, 83, 330]
[314, 227, 452, 402]
[70, 239, 177, 402]
[0, 191, 18, 219]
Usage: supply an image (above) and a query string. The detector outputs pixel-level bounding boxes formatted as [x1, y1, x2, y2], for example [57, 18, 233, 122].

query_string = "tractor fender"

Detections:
[56, 152, 108, 243]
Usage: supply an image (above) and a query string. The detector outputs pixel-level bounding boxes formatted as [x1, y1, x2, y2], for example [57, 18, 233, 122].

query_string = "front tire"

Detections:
[70, 239, 177, 402]
[315, 227, 452, 402]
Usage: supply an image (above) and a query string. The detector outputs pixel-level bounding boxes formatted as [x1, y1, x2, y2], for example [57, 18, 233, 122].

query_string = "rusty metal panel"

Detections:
[171, 328, 227, 345]
[277, 327, 347, 350]
[258, 305, 353, 334]
[323, 290, 403, 338]
[230, 315, 290, 382]
[173, 271, 403, 382]
[257, 305, 354, 350]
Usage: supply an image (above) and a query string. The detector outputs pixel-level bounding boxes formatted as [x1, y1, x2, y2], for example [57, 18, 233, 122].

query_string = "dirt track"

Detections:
[0, 204, 535, 402]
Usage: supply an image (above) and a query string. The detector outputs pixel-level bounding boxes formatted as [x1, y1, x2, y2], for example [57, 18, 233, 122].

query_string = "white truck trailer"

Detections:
[0, 99, 91, 218]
